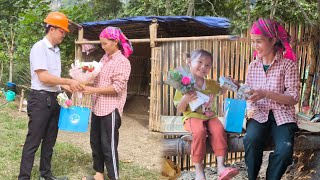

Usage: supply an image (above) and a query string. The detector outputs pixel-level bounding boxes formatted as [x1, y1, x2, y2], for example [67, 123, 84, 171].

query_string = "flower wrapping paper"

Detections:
[165, 65, 210, 111]
[69, 60, 103, 85]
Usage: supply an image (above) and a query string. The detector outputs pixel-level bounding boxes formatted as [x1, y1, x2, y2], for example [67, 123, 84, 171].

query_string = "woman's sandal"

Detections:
[218, 167, 239, 180]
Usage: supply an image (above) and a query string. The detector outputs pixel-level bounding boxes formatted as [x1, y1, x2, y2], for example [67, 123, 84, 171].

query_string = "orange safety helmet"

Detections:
[44, 12, 70, 32]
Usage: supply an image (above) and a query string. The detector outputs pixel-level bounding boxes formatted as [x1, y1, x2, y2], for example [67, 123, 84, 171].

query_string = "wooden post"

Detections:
[19, 89, 24, 112]
[149, 19, 159, 131]
[75, 27, 84, 62]
[149, 19, 158, 48]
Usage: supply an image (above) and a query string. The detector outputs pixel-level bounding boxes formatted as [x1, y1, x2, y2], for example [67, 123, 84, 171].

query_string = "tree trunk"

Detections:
[9, 49, 13, 82]
[270, 0, 278, 19]
[165, 0, 170, 15]
[162, 133, 320, 157]
[247, 0, 251, 26]
[0, 61, 3, 83]
[186, 0, 194, 16]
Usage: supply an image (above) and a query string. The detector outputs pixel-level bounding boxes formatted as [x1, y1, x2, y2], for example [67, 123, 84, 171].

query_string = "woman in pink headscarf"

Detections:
[243, 18, 300, 180]
[82, 26, 133, 180]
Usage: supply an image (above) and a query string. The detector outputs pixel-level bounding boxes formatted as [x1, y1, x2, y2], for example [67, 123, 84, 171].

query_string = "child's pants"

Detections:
[184, 117, 227, 163]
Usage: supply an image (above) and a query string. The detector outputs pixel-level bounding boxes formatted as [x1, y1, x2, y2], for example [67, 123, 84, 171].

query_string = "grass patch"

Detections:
[0, 99, 159, 180]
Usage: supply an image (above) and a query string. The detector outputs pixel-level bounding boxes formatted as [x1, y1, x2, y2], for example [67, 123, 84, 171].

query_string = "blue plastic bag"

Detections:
[58, 106, 91, 132]
[224, 98, 246, 133]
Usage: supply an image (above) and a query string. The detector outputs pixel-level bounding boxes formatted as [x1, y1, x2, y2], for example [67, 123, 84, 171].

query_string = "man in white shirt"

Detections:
[18, 12, 82, 180]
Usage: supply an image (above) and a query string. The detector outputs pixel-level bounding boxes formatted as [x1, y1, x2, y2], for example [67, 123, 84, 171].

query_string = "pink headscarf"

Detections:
[99, 26, 133, 58]
[250, 18, 296, 61]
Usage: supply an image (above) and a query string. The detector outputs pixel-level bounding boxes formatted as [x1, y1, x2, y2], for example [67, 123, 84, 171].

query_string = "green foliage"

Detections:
[13, 0, 51, 85]
[120, 0, 318, 33]
[92, 0, 123, 20]
[121, 0, 189, 16]
[252, 0, 318, 24]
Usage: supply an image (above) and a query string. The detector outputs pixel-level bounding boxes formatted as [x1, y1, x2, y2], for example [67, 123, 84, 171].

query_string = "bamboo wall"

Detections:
[311, 41, 320, 114]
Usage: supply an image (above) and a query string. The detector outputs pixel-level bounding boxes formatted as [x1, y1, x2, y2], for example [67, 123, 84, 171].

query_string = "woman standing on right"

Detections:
[243, 18, 300, 180]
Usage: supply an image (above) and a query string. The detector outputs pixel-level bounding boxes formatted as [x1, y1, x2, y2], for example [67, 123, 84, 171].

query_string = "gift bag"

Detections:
[224, 98, 246, 133]
[58, 106, 91, 132]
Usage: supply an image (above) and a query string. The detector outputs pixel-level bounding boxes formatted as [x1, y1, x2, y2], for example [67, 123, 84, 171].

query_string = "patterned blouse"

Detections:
[92, 50, 131, 116]
[245, 53, 300, 125]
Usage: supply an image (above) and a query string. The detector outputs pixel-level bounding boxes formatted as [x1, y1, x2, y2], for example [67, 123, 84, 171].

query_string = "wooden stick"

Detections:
[68, 19, 82, 29]
[75, 39, 151, 44]
[19, 89, 25, 112]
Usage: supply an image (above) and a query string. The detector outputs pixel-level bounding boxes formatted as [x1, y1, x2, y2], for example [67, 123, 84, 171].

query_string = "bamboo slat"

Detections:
[212, 41, 219, 81]
[229, 41, 235, 98]
[149, 47, 156, 130]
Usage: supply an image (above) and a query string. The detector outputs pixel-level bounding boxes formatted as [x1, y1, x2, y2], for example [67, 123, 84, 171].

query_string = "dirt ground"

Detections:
[57, 95, 162, 172]
[178, 150, 320, 180]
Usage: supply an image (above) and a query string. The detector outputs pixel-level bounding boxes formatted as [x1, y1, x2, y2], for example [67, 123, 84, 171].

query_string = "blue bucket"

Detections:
[6, 82, 16, 93]
[58, 106, 91, 132]
[224, 98, 246, 133]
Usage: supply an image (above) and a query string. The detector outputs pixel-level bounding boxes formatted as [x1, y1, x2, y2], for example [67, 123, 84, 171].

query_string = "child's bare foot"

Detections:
[217, 165, 227, 176]
[93, 172, 104, 180]
[194, 163, 206, 180]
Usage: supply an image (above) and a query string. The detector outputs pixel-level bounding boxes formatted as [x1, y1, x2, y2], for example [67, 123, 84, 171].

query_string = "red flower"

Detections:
[65, 100, 72, 107]
[82, 66, 89, 71]
[181, 76, 191, 86]
[87, 66, 95, 72]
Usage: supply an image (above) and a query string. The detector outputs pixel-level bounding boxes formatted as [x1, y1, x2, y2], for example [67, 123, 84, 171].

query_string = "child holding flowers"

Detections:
[173, 49, 239, 180]
[81, 26, 133, 180]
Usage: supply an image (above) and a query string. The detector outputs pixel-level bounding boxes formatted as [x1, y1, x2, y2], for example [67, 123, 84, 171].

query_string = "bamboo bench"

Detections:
[161, 115, 320, 157]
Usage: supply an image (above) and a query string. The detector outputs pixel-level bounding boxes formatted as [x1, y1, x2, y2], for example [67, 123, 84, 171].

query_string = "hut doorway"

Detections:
[124, 42, 151, 118]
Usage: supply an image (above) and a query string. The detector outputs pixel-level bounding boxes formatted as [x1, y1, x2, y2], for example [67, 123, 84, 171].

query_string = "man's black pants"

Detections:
[90, 109, 121, 180]
[18, 90, 60, 180]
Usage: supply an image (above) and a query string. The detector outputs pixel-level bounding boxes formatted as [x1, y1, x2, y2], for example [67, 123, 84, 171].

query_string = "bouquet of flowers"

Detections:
[69, 60, 103, 85]
[165, 65, 195, 94]
[165, 65, 210, 111]
[57, 92, 72, 108]
[69, 60, 103, 106]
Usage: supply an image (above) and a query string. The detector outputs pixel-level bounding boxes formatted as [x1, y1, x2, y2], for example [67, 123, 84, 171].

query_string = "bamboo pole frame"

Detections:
[74, 35, 241, 45]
